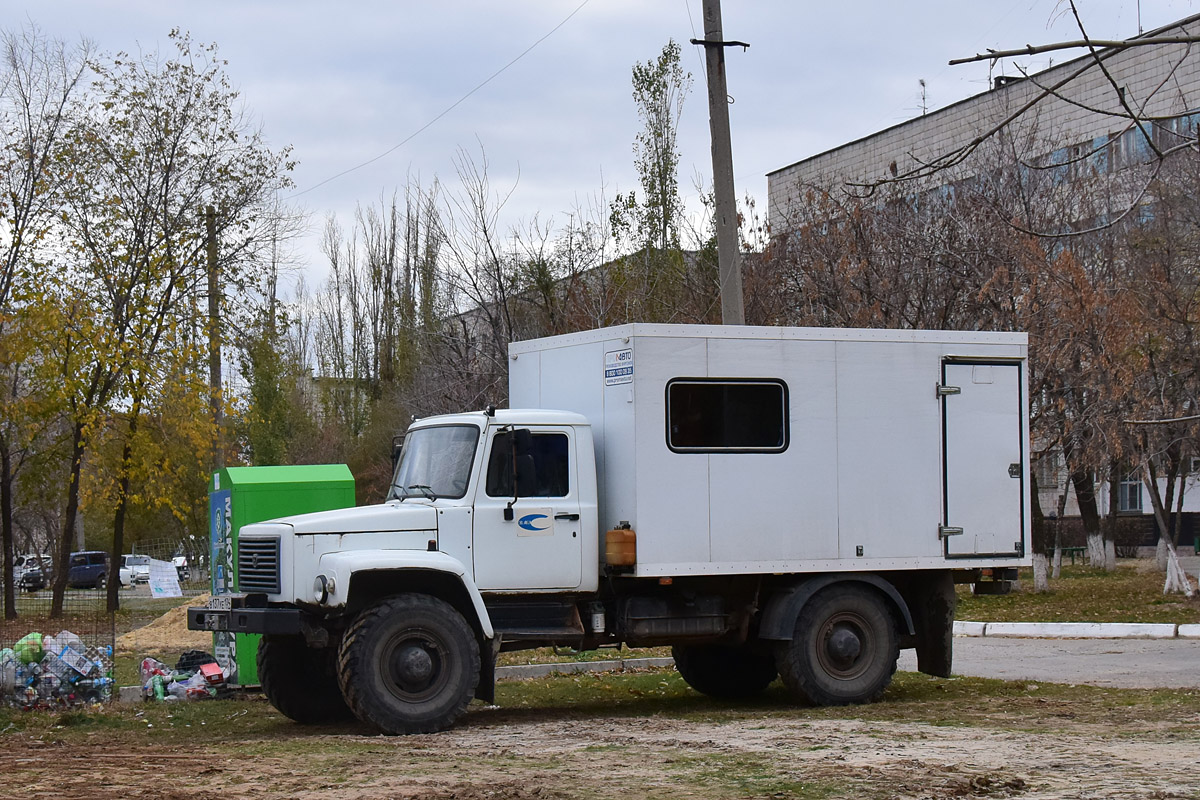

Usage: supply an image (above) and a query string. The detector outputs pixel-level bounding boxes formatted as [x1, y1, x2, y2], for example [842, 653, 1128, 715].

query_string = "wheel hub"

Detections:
[393, 643, 435, 687]
[827, 626, 862, 662]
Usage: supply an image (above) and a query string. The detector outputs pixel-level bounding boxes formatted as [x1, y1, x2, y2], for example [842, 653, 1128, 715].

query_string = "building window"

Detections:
[1118, 475, 1142, 513]
[1034, 451, 1063, 491]
[666, 379, 789, 453]
[486, 431, 570, 498]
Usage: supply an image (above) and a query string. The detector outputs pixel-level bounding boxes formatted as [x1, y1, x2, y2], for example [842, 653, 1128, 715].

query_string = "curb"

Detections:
[955, 620, 1190, 639]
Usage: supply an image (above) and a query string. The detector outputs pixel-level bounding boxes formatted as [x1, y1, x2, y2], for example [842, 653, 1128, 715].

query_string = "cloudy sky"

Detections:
[10, 1, 1198, 289]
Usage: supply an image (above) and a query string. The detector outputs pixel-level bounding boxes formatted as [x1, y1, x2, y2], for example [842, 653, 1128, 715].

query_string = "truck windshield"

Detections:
[388, 425, 480, 501]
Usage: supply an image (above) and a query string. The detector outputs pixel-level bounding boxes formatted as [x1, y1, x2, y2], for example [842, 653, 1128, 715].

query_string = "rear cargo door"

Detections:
[941, 360, 1025, 558]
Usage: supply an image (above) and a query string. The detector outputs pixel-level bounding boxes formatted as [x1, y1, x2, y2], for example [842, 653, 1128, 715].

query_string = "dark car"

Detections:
[17, 566, 46, 592]
[67, 550, 109, 589]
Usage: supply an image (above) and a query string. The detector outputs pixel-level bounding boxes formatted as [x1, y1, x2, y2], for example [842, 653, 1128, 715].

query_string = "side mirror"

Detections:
[503, 428, 534, 521]
[512, 427, 533, 458]
[390, 434, 404, 472]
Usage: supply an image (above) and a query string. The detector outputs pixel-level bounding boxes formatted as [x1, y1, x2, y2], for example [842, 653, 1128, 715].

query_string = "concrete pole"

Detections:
[698, 0, 745, 325]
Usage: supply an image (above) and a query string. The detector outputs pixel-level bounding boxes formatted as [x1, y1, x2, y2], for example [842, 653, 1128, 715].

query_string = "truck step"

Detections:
[496, 625, 585, 642]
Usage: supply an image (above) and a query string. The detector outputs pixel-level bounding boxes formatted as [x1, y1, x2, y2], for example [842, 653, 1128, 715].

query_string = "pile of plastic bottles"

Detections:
[140, 654, 229, 702]
[0, 631, 115, 710]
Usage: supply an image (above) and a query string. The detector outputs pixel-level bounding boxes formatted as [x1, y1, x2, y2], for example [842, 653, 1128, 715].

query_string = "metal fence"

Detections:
[0, 588, 116, 709]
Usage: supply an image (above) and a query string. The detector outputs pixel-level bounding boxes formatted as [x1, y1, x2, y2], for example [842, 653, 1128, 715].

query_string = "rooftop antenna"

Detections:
[1138, 0, 1143, 35]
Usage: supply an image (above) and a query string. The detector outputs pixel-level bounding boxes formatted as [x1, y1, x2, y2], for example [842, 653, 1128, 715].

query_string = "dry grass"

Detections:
[957, 560, 1200, 624]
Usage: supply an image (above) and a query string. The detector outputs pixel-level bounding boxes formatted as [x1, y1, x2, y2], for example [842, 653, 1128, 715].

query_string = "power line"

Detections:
[291, 0, 592, 198]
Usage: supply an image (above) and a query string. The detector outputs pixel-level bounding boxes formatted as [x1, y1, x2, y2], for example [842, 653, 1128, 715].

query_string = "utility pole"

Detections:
[692, 0, 747, 325]
[205, 205, 224, 471]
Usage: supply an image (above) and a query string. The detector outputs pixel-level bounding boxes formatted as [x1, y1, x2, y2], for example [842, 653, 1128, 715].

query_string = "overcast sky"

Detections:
[10, 1, 1198, 291]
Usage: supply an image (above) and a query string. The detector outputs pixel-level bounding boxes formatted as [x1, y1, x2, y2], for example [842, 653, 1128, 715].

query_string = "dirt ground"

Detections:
[3, 701, 1198, 800]
[5, 597, 1192, 799]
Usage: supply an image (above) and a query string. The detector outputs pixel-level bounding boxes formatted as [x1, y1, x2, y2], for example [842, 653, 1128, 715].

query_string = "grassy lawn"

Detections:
[957, 561, 1200, 624]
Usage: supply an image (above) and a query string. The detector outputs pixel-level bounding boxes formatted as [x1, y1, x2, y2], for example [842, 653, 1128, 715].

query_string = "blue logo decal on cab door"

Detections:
[518, 513, 551, 532]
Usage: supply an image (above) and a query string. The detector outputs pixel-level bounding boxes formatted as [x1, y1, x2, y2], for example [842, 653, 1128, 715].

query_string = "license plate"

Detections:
[207, 596, 232, 611]
[202, 613, 228, 631]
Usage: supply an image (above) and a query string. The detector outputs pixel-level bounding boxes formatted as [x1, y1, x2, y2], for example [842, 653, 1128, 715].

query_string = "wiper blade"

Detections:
[407, 484, 437, 500]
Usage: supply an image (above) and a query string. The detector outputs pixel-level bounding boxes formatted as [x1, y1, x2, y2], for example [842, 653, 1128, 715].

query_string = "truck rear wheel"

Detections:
[337, 593, 479, 735]
[259, 635, 353, 724]
[673, 644, 777, 699]
[774, 584, 898, 706]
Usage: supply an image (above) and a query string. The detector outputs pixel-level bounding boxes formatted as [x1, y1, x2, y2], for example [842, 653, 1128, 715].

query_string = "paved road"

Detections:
[899, 636, 1200, 689]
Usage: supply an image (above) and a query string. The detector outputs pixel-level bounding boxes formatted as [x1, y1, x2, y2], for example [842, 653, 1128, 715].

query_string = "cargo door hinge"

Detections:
[938, 525, 964, 539]
[936, 384, 961, 398]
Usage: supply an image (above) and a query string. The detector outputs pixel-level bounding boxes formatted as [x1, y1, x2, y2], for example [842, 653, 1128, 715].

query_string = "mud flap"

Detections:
[912, 570, 956, 678]
[475, 639, 497, 704]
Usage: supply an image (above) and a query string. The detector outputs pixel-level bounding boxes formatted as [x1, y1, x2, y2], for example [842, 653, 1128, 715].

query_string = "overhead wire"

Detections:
[290, 0, 592, 198]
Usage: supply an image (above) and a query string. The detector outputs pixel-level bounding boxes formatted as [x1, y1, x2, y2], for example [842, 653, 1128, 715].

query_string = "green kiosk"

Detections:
[209, 464, 355, 686]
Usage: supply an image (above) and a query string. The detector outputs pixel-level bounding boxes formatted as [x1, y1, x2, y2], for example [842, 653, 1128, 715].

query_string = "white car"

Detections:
[14, 553, 50, 583]
[119, 554, 151, 585]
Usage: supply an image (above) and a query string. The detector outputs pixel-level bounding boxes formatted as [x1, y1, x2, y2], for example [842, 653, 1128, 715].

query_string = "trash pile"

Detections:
[0, 631, 115, 709]
[139, 650, 230, 702]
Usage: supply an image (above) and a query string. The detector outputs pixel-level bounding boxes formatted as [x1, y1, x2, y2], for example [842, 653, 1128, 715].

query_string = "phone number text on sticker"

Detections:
[604, 348, 634, 386]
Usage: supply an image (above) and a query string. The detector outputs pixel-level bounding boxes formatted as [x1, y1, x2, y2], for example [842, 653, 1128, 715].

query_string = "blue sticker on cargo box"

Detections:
[605, 348, 634, 385]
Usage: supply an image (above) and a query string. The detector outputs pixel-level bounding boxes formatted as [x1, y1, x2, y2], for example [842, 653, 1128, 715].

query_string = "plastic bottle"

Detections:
[151, 674, 166, 700]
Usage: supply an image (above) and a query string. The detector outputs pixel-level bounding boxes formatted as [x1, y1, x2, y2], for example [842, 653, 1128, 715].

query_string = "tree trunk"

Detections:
[1144, 462, 1177, 574]
[50, 421, 86, 618]
[1, 437, 15, 620]
[106, 400, 141, 613]
[1032, 553, 1050, 592]
[1029, 470, 1047, 555]
[1071, 466, 1101, 542]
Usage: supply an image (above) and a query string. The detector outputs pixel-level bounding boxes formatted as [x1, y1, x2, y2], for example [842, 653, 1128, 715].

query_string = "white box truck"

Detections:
[189, 323, 1030, 734]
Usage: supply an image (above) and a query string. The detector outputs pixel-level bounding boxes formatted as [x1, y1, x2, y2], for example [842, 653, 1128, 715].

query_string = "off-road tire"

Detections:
[337, 593, 479, 735]
[258, 635, 353, 724]
[673, 643, 777, 699]
[774, 584, 898, 706]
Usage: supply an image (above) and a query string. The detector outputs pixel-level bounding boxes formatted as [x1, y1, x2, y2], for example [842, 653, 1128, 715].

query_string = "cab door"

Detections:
[471, 427, 583, 590]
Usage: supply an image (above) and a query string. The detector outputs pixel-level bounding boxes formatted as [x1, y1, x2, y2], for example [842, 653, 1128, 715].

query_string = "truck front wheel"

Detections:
[673, 644, 777, 698]
[337, 593, 479, 735]
[774, 584, 898, 706]
[259, 635, 353, 724]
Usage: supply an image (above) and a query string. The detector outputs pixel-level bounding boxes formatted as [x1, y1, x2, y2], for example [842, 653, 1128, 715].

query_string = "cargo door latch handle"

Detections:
[555, 513, 580, 521]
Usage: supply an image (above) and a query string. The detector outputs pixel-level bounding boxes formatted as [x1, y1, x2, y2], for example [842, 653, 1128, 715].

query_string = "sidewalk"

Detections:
[496, 618, 1200, 681]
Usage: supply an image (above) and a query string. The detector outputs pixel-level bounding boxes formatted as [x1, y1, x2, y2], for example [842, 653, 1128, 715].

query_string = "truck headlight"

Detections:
[313, 574, 335, 604]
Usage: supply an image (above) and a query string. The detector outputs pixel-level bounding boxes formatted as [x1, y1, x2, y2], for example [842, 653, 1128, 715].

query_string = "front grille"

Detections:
[238, 537, 281, 593]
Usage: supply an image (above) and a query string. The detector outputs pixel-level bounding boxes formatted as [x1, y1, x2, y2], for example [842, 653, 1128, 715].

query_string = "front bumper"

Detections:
[186, 604, 301, 635]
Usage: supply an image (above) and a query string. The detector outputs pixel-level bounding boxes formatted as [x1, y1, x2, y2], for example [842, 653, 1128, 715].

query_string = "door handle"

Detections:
[554, 513, 580, 521]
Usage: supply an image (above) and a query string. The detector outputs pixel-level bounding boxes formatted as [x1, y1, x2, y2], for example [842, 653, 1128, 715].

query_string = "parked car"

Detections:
[67, 551, 109, 589]
[16, 565, 47, 592]
[120, 554, 151, 585]
[14, 552, 50, 584]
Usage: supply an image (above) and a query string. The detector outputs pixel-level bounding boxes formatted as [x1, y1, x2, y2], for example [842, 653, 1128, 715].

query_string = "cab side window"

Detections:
[486, 432, 570, 498]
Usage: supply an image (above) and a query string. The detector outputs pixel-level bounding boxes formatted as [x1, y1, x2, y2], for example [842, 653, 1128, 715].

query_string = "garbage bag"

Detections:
[14, 633, 43, 665]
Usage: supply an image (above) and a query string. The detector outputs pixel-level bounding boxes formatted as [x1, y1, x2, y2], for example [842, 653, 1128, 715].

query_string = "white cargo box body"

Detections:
[509, 323, 1031, 577]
